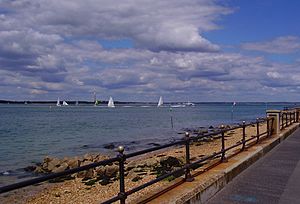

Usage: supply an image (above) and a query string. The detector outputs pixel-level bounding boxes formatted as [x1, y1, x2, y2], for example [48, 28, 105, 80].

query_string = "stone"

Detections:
[66, 158, 80, 169]
[105, 165, 118, 178]
[43, 156, 53, 164]
[52, 162, 69, 173]
[132, 176, 142, 182]
[83, 153, 94, 161]
[47, 158, 61, 172]
[77, 169, 94, 179]
[95, 166, 105, 176]
[145, 158, 159, 167]
[24, 165, 36, 172]
[160, 156, 182, 168]
[103, 143, 115, 149]
[34, 166, 46, 174]
[93, 154, 109, 163]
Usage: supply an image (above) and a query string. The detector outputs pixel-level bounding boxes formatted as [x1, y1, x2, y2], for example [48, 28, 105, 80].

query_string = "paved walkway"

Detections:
[207, 128, 300, 204]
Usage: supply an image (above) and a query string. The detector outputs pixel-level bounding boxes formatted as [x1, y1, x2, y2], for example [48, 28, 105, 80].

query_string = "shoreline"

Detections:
[0, 121, 266, 204]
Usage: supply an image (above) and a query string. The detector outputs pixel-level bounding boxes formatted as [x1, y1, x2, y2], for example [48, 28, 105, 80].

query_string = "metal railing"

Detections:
[280, 110, 297, 130]
[0, 113, 296, 203]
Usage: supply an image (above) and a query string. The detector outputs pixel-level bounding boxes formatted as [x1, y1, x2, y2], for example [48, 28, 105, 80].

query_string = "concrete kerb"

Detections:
[144, 123, 299, 204]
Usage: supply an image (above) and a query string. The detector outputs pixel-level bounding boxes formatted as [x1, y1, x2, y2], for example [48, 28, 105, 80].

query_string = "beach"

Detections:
[0, 121, 267, 204]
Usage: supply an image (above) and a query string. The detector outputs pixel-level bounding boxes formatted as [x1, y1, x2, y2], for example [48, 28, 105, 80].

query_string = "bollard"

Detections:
[184, 132, 194, 182]
[256, 118, 260, 143]
[117, 146, 126, 204]
[266, 110, 280, 135]
[241, 121, 246, 151]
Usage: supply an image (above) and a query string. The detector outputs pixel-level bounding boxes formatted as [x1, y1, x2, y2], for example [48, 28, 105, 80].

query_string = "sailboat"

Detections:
[185, 101, 195, 106]
[94, 100, 100, 106]
[75, 101, 79, 106]
[108, 97, 115, 108]
[56, 98, 61, 106]
[157, 96, 163, 107]
[62, 101, 69, 106]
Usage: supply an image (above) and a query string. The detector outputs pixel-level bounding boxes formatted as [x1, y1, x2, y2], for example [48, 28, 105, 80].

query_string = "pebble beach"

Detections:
[1, 122, 267, 204]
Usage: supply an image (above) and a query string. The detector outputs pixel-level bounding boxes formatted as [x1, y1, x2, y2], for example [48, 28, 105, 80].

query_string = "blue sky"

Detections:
[1, 0, 300, 102]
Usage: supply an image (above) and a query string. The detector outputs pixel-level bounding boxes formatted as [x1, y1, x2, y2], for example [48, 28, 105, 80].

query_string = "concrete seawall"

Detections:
[144, 123, 299, 204]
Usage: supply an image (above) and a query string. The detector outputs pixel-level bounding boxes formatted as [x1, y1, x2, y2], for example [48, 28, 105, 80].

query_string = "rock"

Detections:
[133, 167, 145, 172]
[83, 153, 94, 161]
[52, 162, 69, 173]
[126, 171, 138, 179]
[47, 158, 61, 172]
[197, 129, 208, 135]
[77, 169, 94, 179]
[132, 176, 142, 182]
[160, 156, 182, 168]
[24, 165, 36, 172]
[145, 158, 159, 167]
[43, 156, 53, 164]
[105, 165, 118, 178]
[93, 154, 109, 163]
[95, 166, 105, 176]
[80, 160, 92, 167]
[103, 143, 115, 149]
[34, 166, 46, 174]
[66, 158, 80, 169]
[99, 177, 111, 185]
[208, 126, 214, 129]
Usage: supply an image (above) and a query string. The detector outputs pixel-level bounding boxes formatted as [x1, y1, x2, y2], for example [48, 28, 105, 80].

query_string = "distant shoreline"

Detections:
[0, 100, 298, 105]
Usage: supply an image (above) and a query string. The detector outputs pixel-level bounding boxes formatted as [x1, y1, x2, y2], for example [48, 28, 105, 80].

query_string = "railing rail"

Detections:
[0, 109, 298, 203]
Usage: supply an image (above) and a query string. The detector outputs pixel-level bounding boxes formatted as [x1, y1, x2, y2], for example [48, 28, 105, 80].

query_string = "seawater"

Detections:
[0, 102, 294, 185]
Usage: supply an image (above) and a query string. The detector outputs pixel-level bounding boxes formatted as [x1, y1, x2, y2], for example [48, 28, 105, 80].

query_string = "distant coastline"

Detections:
[0, 100, 298, 105]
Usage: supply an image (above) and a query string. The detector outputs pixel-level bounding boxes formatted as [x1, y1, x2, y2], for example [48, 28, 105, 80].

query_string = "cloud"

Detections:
[0, 0, 231, 52]
[241, 36, 300, 54]
[1, 1, 300, 101]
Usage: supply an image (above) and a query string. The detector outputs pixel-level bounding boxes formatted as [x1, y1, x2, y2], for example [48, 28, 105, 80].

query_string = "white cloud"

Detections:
[1, 1, 300, 101]
[0, 0, 231, 52]
[241, 36, 300, 54]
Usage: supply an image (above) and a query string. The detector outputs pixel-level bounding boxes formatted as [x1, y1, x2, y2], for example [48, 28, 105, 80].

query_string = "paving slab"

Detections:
[207, 128, 300, 204]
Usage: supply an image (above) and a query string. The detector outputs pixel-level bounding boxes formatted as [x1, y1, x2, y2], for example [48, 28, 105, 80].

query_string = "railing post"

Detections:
[184, 132, 194, 182]
[267, 117, 270, 137]
[241, 121, 246, 151]
[256, 118, 260, 143]
[281, 113, 283, 129]
[220, 125, 227, 162]
[266, 110, 280, 135]
[285, 112, 288, 127]
[294, 111, 296, 123]
[117, 146, 126, 204]
[289, 112, 292, 125]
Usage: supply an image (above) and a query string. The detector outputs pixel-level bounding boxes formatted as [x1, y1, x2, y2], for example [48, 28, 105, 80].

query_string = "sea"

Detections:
[0, 102, 296, 186]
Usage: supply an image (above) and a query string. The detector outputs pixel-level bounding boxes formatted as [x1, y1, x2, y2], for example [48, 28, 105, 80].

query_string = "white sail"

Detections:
[75, 101, 79, 106]
[56, 98, 61, 106]
[157, 96, 163, 107]
[62, 101, 69, 106]
[108, 96, 115, 108]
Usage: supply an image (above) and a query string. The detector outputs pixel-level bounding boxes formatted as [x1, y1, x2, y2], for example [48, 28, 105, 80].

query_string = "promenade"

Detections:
[207, 127, 300, 204]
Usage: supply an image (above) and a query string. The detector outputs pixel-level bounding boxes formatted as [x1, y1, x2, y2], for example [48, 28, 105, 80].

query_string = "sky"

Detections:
[1, 0, 300, 102]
